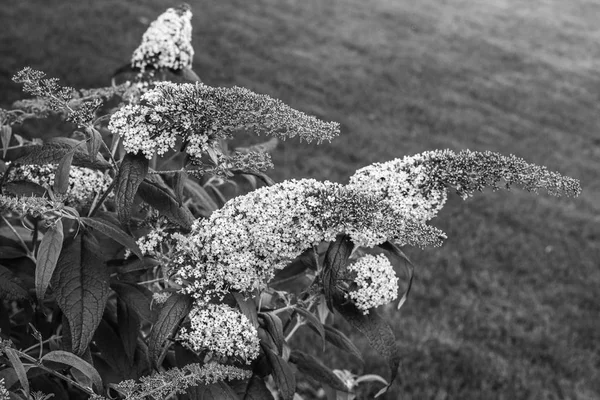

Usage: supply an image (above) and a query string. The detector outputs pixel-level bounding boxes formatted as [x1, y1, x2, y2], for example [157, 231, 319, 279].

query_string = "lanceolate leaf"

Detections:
[5, 348, 29, 397]
[138, 180, 194, 231]
[111, 281, 153, 322]
[289, 350, 348, 392]
[115, 153, 148, 227]
[13, 140, 110, 169]
[51, 233, 110, 355]
[259, 312, 285, 356]
[379, 241, 415, 310]
[80, 217, 142, 259]
[192, 381, 240, 400]
[54, 150, 75, 195]
[148, 293, 193, 368]
[320, 325, 363, 363]
[264, 347, 296, 400]
[333, 293, 399, 390]
[117, 296, 141, 365]
[233, 292, 259, 329]
[41, 350, 103, 393]
[293, 307, 325, 348]
[322, 234, 353, 311]
[35, 219, 64, 302]
[184, 178, 219, 214]
[243, 375, 275, 400]
[0, 264, 29, 300]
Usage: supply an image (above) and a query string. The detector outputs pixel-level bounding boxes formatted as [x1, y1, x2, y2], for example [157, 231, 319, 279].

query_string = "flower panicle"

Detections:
[131, 4, 194, 73]
[115, 362, 251, 400]
[108, 82, 340, 161]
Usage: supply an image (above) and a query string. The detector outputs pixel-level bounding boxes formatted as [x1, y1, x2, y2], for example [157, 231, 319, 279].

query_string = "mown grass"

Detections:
[1, 0, 599, 398]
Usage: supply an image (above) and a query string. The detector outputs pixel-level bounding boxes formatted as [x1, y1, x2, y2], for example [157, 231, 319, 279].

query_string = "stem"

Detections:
[1, 215, 33, 258]
[88, 179, 117, 218]
[15, 350, 96, 397]
[284, 318, 303, 342]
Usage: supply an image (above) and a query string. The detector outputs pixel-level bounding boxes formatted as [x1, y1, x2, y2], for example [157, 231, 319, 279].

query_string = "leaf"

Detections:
[192, 381, 240, 400]
[111, 281, 153, 322]
[173, 170, 187, 206]
[243, 375, 275, 400]
[80, 217, 142, 259]
[51, 232, 110, 355]
[333, 295, 399, 390]
[35, 219, 64, 301]
[322, 235, 353, 311]
[259, 312, 285, 356]
[117, 296, 140, 365]
[293, 307, 325, 348]
[41, 350, 103, 392]
[1, 124, 12, 158]
[289, 350, 348, 392]
[233, 292, 259, 329]
[5, 348, 29, 397]
[3, 181, 47, 197]
[138, 180, 194, 231]
[0, 264, 29, 300]
[264, 347, 296, 400]
[379, 241, 415, 310]
[148, 293, 192, 368]
[115, 153, 148, 227]
[53, 150, 75, 195]
[319, 325, 363, 363]
[86, 127, 103, 161]
[13, 139, 110, 169]
[184, 178, 219, 214]
[93, 319, 130, 379]
[113, 257, 161, 274]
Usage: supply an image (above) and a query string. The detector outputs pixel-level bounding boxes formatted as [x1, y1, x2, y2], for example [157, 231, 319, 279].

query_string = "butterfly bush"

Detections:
[4, 163, 112, 207]
[178, 304, 260, 363]
[349, 150, 581, 220]
[131, 4, 194, 73]
[173, 179, 444, 303]
[346, 254, 399, 314]
[108, 82, 340, 160]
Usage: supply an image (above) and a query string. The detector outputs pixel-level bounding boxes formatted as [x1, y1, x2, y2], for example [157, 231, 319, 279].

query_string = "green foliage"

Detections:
[0, 3, 586, 400]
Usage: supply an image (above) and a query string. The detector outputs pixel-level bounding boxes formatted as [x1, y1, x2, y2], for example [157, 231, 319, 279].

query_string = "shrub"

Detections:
[0, 4, 581, 400]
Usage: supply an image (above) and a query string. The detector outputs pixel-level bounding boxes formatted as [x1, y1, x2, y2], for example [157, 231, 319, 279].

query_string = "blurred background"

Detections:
[1, 0, 599, 398]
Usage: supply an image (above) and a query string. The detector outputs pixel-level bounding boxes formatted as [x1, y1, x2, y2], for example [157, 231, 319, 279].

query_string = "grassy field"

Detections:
[1, 0, 599, 398]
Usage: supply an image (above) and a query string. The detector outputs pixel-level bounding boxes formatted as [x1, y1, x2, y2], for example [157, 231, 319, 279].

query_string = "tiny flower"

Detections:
[346, 254, 399, 314]
[131, 4, 194, 72]
[179, 303, 260, 364]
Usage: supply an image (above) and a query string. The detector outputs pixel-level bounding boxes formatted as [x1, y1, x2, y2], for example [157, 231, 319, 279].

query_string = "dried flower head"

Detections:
[173, 179, 443, 302]
[108, 82, 340, 161]
[349, 150, 581, 221]
[131, 4, 194, 72]
[178, 303, 260, 363]
[5, 163, 112, 207]
[346, 254, 399, 314]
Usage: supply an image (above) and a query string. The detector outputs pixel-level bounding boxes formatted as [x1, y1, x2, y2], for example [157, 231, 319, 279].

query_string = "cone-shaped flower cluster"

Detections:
[349, 150, 581, 222]
[172, 179, 444, 303]
[108, 82, 340, 160]
[131, 4, 194, 72]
